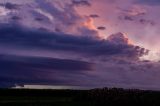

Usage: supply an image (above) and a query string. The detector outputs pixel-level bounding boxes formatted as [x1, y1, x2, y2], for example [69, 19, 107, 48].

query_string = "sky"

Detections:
[0, 0, 160, 90]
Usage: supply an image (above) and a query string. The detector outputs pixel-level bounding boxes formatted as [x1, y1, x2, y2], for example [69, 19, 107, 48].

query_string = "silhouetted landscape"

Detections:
[1, 88, 160, 106]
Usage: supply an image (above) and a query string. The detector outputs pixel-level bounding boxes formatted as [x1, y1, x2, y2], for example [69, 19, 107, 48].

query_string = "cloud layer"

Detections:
[0, 24, 148, 59]
[0, 0, 160, 90]
[0, 23, 151, 89]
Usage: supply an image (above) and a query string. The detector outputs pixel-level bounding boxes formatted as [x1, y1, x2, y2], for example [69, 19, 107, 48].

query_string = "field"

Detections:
[0, 88, 160, 106]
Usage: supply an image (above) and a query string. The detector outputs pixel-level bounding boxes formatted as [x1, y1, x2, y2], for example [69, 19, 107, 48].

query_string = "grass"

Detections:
[0, 88, 160, 106]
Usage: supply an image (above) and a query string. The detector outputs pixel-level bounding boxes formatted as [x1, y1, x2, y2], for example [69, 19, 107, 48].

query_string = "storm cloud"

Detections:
[0, 24, 148, 59]
[0, 54, 94, 87]
[0, 23, 150, 88]
[0, 0, 160, 90]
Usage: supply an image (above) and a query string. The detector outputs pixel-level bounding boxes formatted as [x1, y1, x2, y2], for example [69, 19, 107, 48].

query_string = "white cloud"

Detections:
[35, 8, 54, 21]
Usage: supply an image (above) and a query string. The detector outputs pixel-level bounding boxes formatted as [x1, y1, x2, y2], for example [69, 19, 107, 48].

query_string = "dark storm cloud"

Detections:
[0, 24, 148, 59]
[0, 54, 94, 87]
[136, 0, 160, 5]
[0, 54, 93, 71]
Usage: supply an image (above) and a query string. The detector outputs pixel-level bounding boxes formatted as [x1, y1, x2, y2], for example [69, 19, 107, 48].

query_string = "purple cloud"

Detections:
[0, 2, 20, 10]
[72, 0, 91, 6]
[0, 0, 160, 90]
[136, 0, 160, 5]
[0, 24, 148, 59]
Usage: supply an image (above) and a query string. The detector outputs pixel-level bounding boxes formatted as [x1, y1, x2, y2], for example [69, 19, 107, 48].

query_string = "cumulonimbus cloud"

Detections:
[0, 23, 149, 88]
[0, 24, 148, 59]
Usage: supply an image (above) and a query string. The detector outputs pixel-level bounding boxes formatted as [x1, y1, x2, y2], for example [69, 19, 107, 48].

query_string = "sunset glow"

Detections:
[0, 0, 160, 90]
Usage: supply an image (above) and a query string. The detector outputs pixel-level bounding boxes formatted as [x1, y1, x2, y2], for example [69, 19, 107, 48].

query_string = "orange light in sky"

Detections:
[83, 17, 97, 30]
[123, 33, 133, 45]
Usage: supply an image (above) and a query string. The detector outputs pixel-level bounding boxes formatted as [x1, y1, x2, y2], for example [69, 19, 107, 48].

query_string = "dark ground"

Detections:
[0, 88, 160, 106]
